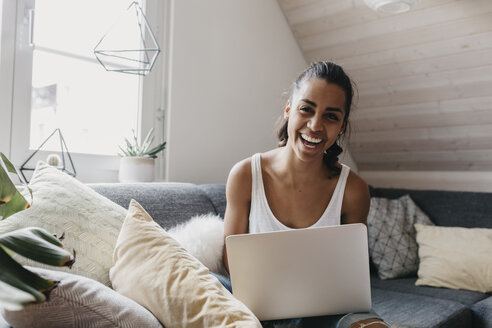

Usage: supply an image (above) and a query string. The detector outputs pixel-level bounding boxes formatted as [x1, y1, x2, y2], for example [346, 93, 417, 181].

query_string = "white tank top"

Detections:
[248, 153, 350, 233]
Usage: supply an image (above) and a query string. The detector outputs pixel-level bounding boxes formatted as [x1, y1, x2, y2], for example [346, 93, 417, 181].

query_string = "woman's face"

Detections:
[284, 78, 346, 162]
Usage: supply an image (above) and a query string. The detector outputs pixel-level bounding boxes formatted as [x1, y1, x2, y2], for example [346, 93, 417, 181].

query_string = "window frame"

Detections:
[1, 0, 168, 183]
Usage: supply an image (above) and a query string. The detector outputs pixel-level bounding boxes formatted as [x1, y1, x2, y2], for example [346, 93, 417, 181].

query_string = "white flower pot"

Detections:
[118, 157, 155, 183]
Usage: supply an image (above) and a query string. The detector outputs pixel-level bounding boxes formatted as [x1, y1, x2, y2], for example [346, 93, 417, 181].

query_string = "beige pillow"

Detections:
[415, 223, 492, 293]
[110, 200, 261, 328]
[0, 161, 127, 286]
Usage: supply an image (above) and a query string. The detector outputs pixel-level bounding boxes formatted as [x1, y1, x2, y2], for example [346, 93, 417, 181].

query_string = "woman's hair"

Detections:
[277, 61, 356, 176]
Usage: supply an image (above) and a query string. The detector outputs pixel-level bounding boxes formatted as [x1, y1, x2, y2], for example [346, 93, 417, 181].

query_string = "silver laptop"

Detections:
[225, 223, 372, 320]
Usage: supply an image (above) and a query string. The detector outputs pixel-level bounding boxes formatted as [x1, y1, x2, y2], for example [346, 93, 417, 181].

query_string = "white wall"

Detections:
[164, 0, 309, 184]
[165, 0, 359, 184]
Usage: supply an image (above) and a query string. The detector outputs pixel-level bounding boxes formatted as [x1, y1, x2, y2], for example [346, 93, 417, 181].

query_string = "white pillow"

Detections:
[0, 161, 127, 286]
[110, 199, 261, 328]
[2, 266, 162, 328]
[168, 213, 226, 275]
[415, 223, 492, 293]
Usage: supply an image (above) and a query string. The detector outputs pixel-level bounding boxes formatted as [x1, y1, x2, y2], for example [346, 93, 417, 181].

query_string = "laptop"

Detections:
[225, 223, 372, 320]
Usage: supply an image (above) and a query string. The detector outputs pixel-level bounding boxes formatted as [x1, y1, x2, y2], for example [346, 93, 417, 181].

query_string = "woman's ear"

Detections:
[284, 101, 291, 120]
[339, 121, 347, 135]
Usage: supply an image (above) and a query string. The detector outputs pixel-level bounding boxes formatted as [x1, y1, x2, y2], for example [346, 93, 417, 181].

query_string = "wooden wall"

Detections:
[278, 0, 492, 192]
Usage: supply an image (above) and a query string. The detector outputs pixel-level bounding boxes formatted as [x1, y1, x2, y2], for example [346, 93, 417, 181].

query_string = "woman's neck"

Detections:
[271, 147, 329, 187]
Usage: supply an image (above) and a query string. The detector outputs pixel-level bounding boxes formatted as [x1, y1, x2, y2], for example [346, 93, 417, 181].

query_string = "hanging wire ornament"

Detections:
[94, 1, 160, 76]
[20, 128, 76, 182]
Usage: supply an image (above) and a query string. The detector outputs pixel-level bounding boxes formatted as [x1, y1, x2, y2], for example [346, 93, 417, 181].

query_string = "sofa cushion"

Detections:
[110, 199, 261, 328]
[1, 267, 162, 328]
[370, 273, 488, 306]
[472, 297, 492, 328]
[0, 161, 127, 285]
[371, 288, 472, 328]
[415, 224, 492, 293]
[369, 187, 492, 229]
[198, 184, 227, 218]
[367, 195, 434, 279]
[90, 182, 217, 230]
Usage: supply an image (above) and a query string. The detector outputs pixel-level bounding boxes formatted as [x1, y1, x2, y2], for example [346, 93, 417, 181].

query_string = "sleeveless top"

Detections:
[248, 153, 350, 233]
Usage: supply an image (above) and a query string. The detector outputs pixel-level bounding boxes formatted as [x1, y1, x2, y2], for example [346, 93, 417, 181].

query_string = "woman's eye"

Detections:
[299, 107, 311, 112]
[325, 113, 340, 121]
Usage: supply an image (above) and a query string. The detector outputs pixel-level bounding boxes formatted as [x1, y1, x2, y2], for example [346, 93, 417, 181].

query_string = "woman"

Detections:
[218, 62, 389, 328]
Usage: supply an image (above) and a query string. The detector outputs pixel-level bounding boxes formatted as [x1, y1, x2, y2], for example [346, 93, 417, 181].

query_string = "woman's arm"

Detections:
[341, 171, 371, 226]
[223, 158, 252, 273]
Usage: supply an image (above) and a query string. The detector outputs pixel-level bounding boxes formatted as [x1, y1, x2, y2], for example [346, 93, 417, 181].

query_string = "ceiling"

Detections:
[278, 0, 492, 173]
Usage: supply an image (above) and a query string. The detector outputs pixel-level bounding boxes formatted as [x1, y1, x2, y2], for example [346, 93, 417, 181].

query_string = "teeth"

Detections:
[301, 133, 322, 144]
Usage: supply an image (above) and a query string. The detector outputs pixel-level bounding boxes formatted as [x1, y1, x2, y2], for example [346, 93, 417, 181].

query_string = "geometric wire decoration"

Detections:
[20, 128, 76, 182]
[94, 1, 160, 76]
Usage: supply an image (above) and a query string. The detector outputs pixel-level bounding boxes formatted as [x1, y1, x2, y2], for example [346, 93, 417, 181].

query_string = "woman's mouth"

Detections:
[300, 133, 323, 149]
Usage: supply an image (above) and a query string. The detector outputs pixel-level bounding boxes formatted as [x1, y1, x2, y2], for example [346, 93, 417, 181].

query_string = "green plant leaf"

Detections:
[124, 138, 138, 156]
[132, 129, 142, 155]
[0, 153, 31, 220]
[0, 246, 57, 303]
[0, 153, 17, 174]
[118, 146, 130, 157]
[147, 142, 166, 157]
[140, 128, 155, 153]
[0, 279, 36, 311]
[0, 227, 74, 267]
[119, 129, 165, 158]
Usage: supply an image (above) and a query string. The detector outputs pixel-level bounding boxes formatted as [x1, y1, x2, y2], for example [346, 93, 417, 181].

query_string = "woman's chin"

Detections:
[295, 139, 325, 160]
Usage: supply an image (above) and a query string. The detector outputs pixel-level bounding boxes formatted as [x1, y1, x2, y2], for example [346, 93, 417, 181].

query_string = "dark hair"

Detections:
[277, 61, 356, 176]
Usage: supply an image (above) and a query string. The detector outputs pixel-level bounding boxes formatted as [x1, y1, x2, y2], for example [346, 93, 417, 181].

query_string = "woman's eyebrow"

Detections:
[301, 99, 317, 107]
[300, 99, 343, 113]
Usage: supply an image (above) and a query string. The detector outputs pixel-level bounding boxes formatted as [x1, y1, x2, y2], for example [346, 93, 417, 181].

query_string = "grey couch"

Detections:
[2, 182, 491, 327]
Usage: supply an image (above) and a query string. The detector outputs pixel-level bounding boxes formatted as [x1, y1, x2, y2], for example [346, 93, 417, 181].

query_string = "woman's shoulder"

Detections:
[228, 150, 278, 178]
[344, 167, 370, 199]
[229, 156, 251, 178]
[226, 156, 254, 203]
[341, 166, 370, 224]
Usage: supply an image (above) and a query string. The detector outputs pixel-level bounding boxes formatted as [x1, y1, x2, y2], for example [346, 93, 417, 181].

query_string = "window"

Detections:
[1, 0, 167, 182]
[30, 0, 141, 155]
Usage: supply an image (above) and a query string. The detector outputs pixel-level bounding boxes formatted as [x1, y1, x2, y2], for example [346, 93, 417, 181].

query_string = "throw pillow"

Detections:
[367, 194, 434, 279]
[415, 224, 492, 293]
[0, 161, 127, 286]
[1, 266, 162, 328]
[168, 213, 227, 275]
[110, 200, 261, 328]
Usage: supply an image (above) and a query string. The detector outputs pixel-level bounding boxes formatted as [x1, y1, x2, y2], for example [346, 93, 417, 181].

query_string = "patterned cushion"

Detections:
[0, 161, 127, 285]
[367, 195, 434, 279]
[1, 267, 162, 328]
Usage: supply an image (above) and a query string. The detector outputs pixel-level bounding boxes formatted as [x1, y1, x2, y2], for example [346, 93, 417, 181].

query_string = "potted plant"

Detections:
[118, 128, 166, 183]
[0, 152, 75, 310]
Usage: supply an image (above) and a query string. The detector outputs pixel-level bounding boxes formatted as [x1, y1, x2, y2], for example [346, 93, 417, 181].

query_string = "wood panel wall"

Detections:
[278, 0, 492, 191]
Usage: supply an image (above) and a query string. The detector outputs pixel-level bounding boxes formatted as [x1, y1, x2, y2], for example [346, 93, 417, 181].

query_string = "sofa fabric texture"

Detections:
[89, 183, 217, 230]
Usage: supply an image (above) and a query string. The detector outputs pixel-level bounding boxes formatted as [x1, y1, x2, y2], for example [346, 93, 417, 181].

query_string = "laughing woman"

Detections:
[218, 62, 390, 328]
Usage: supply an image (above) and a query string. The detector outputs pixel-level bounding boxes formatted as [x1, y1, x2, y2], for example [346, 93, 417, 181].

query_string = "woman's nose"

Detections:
[308, 115, 323, 131]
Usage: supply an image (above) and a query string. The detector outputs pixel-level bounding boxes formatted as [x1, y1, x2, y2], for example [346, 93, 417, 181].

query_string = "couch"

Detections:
[1, 182, 491, 328]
